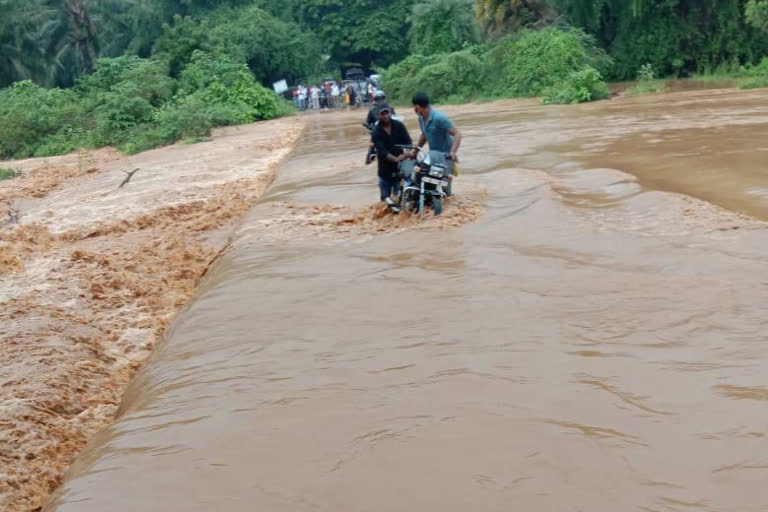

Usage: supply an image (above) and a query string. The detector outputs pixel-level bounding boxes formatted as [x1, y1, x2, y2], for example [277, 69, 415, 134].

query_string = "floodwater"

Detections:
[46, 88, 768, 512]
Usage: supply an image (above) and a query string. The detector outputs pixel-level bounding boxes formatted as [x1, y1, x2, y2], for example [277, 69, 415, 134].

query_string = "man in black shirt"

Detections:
[363, 91, 395, 164]
[371, 104, 412, 201]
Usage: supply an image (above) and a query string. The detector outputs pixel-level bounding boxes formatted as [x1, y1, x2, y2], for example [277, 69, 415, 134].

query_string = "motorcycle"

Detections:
[391, 145, 452, 218]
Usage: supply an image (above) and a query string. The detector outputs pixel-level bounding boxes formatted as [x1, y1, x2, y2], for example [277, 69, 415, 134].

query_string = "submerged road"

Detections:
[47, 89, 768, 512]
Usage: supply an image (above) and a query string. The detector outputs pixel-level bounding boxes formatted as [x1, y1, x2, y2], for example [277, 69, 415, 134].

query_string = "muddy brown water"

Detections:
[45, 89, 768, 512]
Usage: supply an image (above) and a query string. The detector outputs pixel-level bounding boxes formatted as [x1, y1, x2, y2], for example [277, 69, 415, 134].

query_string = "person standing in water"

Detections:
[363, 91, 395, 165]
[371, 104, 412, 202]
[412, 92, 462, 195]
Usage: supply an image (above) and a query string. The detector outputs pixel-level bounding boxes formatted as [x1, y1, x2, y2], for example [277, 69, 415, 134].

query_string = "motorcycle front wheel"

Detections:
[432, 196, 442, 215]
[400, 188, 414, 213]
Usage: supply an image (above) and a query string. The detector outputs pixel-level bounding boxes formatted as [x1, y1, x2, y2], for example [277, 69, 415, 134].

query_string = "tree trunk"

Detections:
[64, 0, 99, 73]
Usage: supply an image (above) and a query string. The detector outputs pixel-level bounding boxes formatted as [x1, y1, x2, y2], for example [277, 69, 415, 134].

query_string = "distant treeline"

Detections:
[2, 0, 768, 159]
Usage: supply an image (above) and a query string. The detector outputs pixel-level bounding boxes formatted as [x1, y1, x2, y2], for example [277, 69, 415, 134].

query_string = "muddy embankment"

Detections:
[0, 117, 304, 511]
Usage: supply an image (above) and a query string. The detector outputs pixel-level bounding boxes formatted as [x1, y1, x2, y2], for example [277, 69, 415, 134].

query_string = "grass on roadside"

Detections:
[737, 57, 768, 89]
[692, 57, 768, 90]
[0, 167, 20, 181]
[626, 80, 667, 95]
[692, 59, 743, 82]
[692, 73, 740, 82]
[624, 63, 667, 95]
[739, 75, 768, 89]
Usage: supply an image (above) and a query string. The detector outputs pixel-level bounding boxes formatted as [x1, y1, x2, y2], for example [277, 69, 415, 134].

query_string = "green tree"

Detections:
[73, 55, 175, 146]
[552, 0, 645, 31]
[746, 0, 768, 32]
[152, 15, 219, 77]
[483, 27, 611, 95]
[178, 50, 282, 122]
[0, 0, 57, 87]
[409, 0, 480, 55]
[149, 6, 321, 85]
[383, 27, 611, 104]
[250, 0, 302, 20]
[475, 0, 556, 35]
[0, 80, 81, 158]
[60, 0, 100, 74]
[37, 0, 156, 86]
[554, 0, 768, 79]
[296, 0, 411, 69]
[208, 6, 322, 84]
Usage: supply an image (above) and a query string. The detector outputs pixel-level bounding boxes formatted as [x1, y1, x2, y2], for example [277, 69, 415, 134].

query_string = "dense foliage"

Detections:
[738, 57, 768, 89]
[150, 7, 321, 82]
[0, 2, 311, 160]
[746, 0, 768, 33]
[0, 167, 19, 180]
[408, 0, 479, 55]
[0, 51, 290, 159]
[4, 0, 768, 88]
[541, 66, 609, 104]
[384, 28, 611, 104]
[294, 0, 411, 69]
[476, 0, 555, 34]
[554, 0, 768, 80]
[0, 81, 83, 158]
[625, 63, 667, 95]
[474, 0, 768, 80]
[3, 0, 768, 160]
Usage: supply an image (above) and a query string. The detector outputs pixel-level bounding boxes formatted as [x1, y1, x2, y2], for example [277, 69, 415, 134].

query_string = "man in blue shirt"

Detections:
[412, 92, 462, 195]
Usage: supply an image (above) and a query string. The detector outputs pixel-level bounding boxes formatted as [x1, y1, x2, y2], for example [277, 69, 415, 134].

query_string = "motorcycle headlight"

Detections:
[429, 165, 445, 177]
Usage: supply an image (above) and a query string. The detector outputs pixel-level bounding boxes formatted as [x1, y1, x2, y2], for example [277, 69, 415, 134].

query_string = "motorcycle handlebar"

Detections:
[394, 145, 454, 160]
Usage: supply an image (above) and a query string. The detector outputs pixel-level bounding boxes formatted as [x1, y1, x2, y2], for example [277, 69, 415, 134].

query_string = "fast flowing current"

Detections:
[46, 88, 768, 512]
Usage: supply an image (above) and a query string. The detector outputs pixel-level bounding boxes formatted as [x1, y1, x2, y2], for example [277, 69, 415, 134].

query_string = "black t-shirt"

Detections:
[366, 107, 377, 128]
[372, 119, 412, 179]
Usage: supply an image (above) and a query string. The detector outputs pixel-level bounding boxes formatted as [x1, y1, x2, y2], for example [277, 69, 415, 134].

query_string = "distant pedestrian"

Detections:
[311, 86, 320, 109]
[331, 83, 340, 108]
[298, 86, 307, 110]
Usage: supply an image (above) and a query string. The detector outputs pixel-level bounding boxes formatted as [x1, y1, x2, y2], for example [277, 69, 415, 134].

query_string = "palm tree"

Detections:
[43, 0, 144, 86]
[0, 0, 57, 86]
[62, 0, 99, 73]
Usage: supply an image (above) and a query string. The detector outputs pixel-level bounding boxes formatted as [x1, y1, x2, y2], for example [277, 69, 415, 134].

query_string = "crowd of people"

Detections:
[292, 80, 379, 111]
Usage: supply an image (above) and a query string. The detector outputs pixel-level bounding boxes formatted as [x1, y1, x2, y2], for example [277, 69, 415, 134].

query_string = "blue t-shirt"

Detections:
[418, 108, 454, 153]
